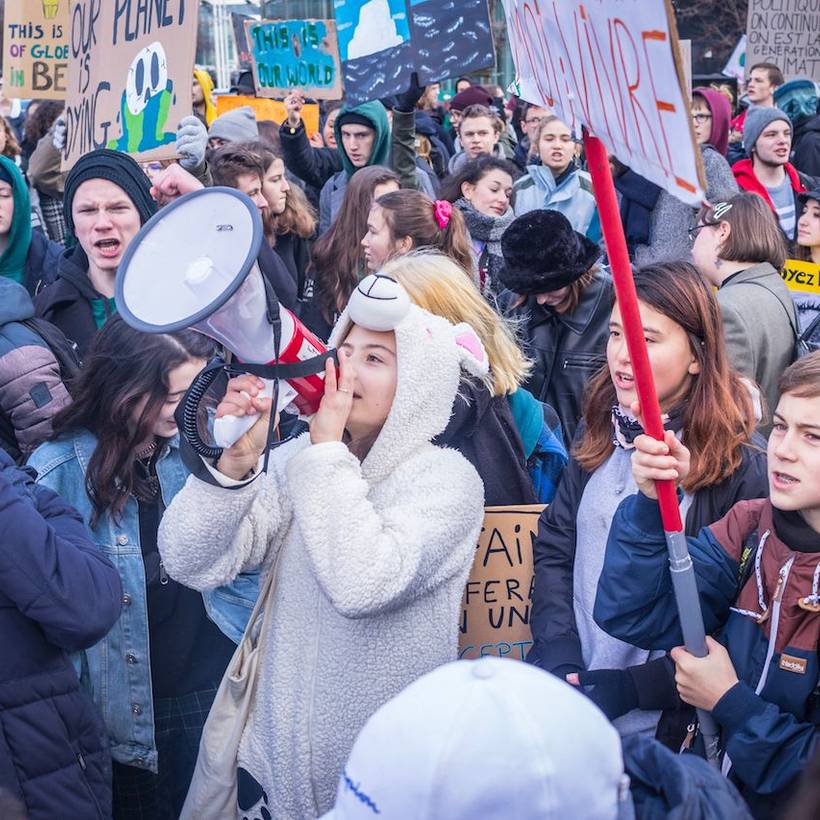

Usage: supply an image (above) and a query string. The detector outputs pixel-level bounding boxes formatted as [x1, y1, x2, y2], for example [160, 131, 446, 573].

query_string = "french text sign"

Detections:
[782, 259, 820, 297]
[746, 1, 820, 82]
[3, 0, 70, 100]
[63, 0, 200, 169]
[337, 0, 496, 107]
[501, 0, 706, 206]
[459, 505, 545, 661]
[246, 19, 342, 100]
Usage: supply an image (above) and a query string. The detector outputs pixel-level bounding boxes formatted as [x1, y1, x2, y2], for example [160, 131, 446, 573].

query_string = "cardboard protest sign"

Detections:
[782, 259, 820, 297]
[62, 1, 200, 169]
[246, 19, 342, 100]
[215, 94, 320, 137]
[459, 505, 544, 661]
[3, 0, 69, 99]
[501, 0, 706, 207]
[337, 0, 495, 106]
[746, 1, 820, 81]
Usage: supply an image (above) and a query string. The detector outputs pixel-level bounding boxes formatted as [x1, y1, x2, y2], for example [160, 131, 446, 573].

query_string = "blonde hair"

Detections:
[382, 252, 532, 396]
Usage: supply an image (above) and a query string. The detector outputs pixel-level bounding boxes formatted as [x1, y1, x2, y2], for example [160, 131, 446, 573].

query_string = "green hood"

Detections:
[334, 100, 391, 179]
[0, 156, 32, 286]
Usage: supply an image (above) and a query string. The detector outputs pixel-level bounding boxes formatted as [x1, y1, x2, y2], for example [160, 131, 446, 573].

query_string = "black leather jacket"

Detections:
[509, 270, 613, 445]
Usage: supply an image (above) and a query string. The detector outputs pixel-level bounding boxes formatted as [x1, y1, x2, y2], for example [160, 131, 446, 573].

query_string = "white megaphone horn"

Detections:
[115, 187, 333, 453]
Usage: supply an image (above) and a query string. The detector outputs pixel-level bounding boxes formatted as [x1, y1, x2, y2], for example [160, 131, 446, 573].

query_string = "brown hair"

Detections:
[210, 144, 266, 189]
[794, 197, 819, 262]
[779, 351, 820, 400]
[310, 165, 400, 324]
[509, 268, 597, 313]
[529, 114, 571, 161]
[243, 139, 317, 242]
[574, 261, 757, 492]
[749, 62, 785, 88]
[375, 189, 475, 277]
[0, 117, 21, 159]
[699, 192, 787, 271]
[459, 104, 503, 136]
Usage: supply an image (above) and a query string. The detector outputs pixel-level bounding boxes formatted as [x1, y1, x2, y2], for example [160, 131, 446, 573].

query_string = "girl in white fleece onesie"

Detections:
[158, 273, 487, 819]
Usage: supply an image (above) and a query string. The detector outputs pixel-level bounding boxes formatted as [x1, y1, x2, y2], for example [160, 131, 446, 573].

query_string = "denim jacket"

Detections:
[28, 430, 259, 772]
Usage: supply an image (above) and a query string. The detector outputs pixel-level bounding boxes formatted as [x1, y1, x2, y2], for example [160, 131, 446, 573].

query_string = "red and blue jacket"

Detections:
[595, 495, 820, 818]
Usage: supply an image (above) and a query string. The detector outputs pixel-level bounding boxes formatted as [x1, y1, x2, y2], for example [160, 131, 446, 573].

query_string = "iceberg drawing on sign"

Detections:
[338, 0, 409, 61]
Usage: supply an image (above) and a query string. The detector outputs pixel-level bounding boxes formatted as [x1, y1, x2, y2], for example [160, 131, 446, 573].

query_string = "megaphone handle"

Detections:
[213, 378, 275, 449]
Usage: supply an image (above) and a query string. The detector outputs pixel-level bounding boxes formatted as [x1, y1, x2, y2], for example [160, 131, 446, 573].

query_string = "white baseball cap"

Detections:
[320, 657, 631, 820]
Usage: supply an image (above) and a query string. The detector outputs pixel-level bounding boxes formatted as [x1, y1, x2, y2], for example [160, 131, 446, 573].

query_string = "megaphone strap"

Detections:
[227, 349, 338, 381]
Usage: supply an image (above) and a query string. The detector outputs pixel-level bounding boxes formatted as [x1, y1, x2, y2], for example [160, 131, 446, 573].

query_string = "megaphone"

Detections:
[115, 186, 334, 454]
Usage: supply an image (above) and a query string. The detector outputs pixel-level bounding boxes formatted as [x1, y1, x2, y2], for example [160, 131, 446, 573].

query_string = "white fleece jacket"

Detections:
[159, 297, 486, 818]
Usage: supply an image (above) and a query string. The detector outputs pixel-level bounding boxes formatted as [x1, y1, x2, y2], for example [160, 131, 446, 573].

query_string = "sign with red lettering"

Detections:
[502, 0, 706, 206]
[458, 505, 545, 662]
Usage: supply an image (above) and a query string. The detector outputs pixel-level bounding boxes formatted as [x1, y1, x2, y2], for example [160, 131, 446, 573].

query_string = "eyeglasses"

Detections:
[691, 113, 713, 123]
[688, 223, 713, 240]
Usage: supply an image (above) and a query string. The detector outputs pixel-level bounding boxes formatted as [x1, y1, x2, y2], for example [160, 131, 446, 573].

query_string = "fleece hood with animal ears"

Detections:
[329, 274, 488, 483]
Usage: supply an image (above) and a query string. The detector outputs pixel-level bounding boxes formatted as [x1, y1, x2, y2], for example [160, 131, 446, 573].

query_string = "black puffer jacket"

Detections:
[0, 450, 122, 819]
[505, 270, 613, 446]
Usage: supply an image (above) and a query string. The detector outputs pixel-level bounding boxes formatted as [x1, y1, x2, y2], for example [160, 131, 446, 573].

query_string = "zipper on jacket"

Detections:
[159, 561, 169, 586]
[722, 556, 795, 777]
[77, 751, 87, 771]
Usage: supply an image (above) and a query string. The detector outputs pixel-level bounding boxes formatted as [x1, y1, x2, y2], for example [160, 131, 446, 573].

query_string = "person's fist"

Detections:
[284, 91, 305, 127]
[309, 356, 351, 446]
[671, 637, 738, 711]
[149, 163, 204, 207]
[631, 430, 691, 500]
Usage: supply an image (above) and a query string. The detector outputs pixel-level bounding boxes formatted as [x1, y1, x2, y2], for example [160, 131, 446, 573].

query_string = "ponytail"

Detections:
[377, 190, 476, 278]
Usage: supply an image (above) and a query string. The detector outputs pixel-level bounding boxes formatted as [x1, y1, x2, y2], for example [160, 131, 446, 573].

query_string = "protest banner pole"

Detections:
[583, 129, 721, 765]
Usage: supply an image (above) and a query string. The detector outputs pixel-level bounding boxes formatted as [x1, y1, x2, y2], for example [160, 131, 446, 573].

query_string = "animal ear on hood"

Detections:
[452, 322, 489, 378]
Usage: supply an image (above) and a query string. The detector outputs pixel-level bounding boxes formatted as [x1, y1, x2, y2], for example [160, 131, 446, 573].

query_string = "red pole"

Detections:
[582, 130, 683, 533]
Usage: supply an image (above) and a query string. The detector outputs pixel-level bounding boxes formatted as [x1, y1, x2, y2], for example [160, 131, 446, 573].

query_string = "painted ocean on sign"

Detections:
[338, 0, 495, 106]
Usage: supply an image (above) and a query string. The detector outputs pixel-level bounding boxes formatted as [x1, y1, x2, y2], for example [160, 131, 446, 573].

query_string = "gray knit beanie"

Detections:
[208, 106, 259, 144]
[742, 106, 791, 155]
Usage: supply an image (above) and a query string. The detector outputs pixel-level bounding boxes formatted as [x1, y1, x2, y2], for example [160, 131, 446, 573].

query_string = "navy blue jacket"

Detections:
[0, 450, 122, 818]
[596, 495, 820, 818]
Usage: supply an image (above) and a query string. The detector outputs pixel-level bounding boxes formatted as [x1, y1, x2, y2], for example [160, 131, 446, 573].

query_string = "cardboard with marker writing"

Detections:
[459, 505, 545, 662]
[245, 18, 342, 101]
[501, 0, 706, 206]
[746, 0, 820, 82]
[62, 0, 200, 170]
[3, 0, 69, 100]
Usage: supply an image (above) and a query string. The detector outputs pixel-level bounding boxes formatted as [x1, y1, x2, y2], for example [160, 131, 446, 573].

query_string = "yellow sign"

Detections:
[458, 505, 545, 661]
[215, 95, 320, 138]
[782, 259, 820, 296]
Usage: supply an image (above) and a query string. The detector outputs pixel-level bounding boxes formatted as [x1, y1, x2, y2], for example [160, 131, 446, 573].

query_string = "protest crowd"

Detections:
[3, 1, 820, 819]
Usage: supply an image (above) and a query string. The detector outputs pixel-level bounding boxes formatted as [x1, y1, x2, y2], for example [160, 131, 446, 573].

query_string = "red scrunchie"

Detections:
[433, 199, 453, 230]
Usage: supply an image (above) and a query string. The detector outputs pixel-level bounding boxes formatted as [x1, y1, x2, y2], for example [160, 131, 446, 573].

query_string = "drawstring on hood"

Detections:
[0, 156, 32, 286]
[333, 101, 391, 179]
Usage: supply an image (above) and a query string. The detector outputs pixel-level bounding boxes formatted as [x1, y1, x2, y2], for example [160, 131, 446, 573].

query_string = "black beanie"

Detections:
[336, 111, 376, 131]
[500, 210, 602, 294]
[63, 148, 157, 234]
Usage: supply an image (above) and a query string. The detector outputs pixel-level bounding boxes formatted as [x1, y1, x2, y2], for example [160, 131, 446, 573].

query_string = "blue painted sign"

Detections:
[336, 0, 496, 106]
[245, 18, 343, 100]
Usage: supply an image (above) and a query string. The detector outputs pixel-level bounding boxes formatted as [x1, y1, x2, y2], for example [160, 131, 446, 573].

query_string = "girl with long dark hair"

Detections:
[301, 165, 400, 339]
[28, 317, 252, 820]
[528, 261, 768, 746]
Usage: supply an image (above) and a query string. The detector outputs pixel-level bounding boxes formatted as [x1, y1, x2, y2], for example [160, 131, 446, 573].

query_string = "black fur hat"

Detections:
[500, 210, 602, 294]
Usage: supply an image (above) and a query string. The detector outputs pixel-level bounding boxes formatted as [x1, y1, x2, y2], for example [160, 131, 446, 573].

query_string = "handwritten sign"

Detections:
[246, 19, 342, 100]
[501, 0, 706, 207]
[782, 259, 820, 297]
[337, 0, 495, 107]
[215, 94, 320, 137]
[62, 0, 200, 169]
[746, 1, 820, 81]
[458, 505, 544, 661]
[3, 0, 69, 100]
